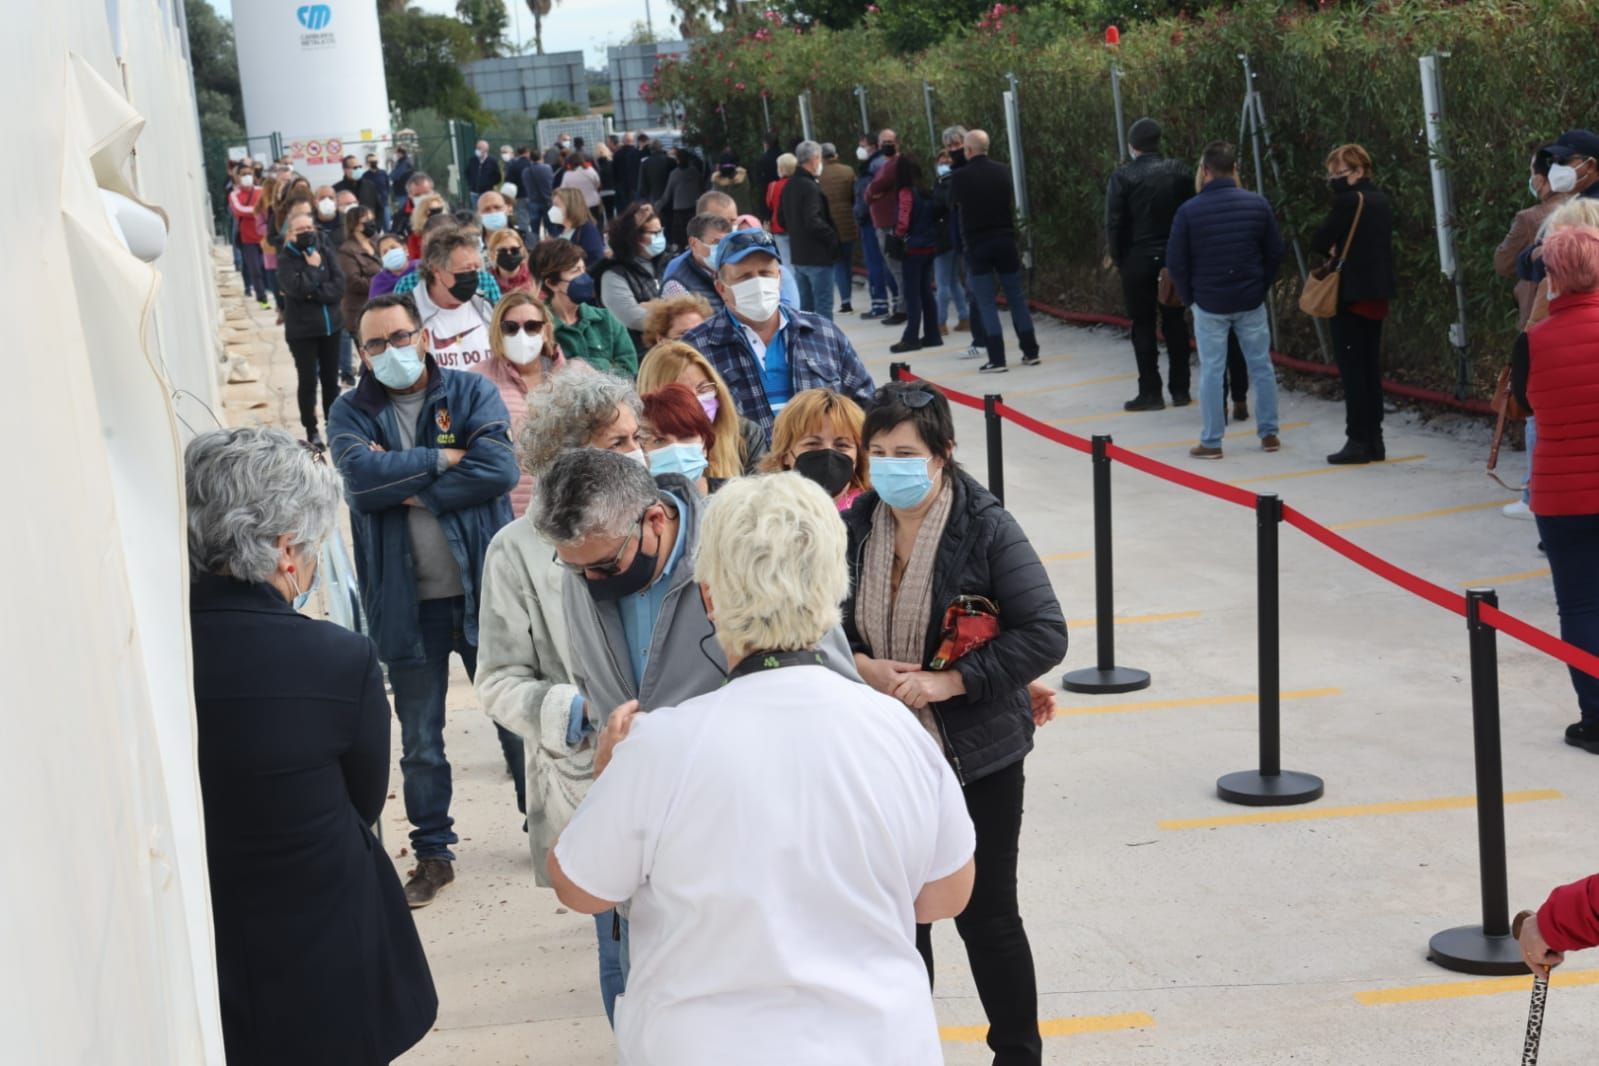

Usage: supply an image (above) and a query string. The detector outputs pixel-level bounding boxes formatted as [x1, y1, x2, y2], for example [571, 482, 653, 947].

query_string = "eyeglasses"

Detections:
[555, 516, 643, 576]
[360, 327, 422, 357]
[712, 228, 778, 268]
[501, 318, 546, 336]
[878, 383, 938, 409]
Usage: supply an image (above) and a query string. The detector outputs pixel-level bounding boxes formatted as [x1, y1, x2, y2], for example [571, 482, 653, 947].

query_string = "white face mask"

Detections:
[856, 145, 870, 162]
[239, 173, 255, 188]
[502, 329, 545, 366]
[1549, 163, 1579, 193]
[547, 205, 565, 226]
[501, 152, 513, 162]
[316, 197, 336, 219]
[622, 447, 647, 466]
[729, 275, 783, 322]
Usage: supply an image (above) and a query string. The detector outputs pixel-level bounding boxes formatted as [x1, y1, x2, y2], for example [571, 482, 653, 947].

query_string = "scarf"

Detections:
[856, 482, 955, 743]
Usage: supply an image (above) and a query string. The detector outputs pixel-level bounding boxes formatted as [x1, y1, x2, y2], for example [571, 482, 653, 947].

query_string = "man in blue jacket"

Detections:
[328, 293, 524, 908]
[1166, 141, 1286, 460]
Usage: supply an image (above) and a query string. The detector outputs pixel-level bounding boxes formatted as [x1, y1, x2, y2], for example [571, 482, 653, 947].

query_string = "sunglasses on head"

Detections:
[879, 383, 938, 409]
[713, 228, 778, 268]
[501, 317, 546, 336]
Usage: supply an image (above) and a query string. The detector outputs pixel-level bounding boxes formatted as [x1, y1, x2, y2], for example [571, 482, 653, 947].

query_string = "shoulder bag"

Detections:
[1298, 192, 1365, 319]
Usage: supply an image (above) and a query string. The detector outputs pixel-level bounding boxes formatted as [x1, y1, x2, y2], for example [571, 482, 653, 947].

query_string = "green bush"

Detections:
[655, 0, 1599, 397]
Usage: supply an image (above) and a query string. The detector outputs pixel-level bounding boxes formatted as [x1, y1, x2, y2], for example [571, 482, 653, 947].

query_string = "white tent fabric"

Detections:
[3, 4, 225, 1062]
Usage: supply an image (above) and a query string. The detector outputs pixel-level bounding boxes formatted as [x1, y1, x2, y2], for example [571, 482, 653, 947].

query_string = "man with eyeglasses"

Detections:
[659, 212, 734, 311]
[327, 292, 523, 909]
[680, 228, 876, 445]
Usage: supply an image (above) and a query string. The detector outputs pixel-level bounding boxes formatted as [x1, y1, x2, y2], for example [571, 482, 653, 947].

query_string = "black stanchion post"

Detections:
[1429, 588, 1528, 976]
[1217, 493, 1323, 806]
[889, 360, 911, 383]
[1062, 434, 1150, 694]
[984, 394, 1005, 507]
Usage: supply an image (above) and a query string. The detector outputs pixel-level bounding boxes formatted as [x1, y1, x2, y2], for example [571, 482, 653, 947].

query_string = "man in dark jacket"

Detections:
[327, 293, 523, 908]
[779, 140, 840, 320]
[613, 132, 643, 210]
[362, 152, 392, 229]
[390, 147, 415, 208]
[1106, 118, 1194, 410]
[639, 140, 677, 206]
[949, 129, 1039, 372]
[661, 212, 733, 312]
[1166, 141, 1286, 460]
[465, 139, 502, 199]
[505, 146, 533, 232]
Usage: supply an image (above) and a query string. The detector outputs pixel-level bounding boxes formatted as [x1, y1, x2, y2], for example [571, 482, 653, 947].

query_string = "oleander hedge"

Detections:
[653, 0, 1599, 398]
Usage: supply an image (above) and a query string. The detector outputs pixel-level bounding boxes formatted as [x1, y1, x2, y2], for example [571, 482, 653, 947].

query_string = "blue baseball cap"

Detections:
[710, 227, 782, 271]
[1543, 129, 1599, 162]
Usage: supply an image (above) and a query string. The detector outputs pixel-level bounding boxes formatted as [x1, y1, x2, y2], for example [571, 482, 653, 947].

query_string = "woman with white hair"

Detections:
[186, 427, 436, 1065]
[548, 473, 977, 1066]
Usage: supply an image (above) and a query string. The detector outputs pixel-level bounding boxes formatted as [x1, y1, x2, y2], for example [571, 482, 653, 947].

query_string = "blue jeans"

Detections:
[934, 249, 968, 323]
[1535, 512, 1599, 724]
[1523, 417, 1537, 505]
[1192, 304, 1279, 448]
[594, 910, 627, 1026]
[967, 235, 1034, 363]
[833, 240, 855, 307]
[793, 263, 834, 320]
[773, 233, 792, 273]
[861, 221, 898, 310]
[386, 597, 526, 860]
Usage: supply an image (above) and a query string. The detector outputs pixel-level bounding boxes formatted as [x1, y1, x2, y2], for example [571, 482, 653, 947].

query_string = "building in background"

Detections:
[462, 51, 586, 126]
[609, 39, 692, 132]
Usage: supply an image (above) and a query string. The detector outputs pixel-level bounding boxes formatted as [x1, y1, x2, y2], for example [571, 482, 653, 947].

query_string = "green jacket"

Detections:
[555, 302, 638, 378]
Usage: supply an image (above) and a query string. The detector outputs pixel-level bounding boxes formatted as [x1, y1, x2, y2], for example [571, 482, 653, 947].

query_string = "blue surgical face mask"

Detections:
[870, 456, 935, 510]
[645, 231, 667, 258]
[289, 560, 320, 612]
[563, 273, 596, 303]
[370, 343, 424, 390]
[351, 166, 366, 181]
[1529, 176, 1542, 201]
[649, 441, 708, 482]
[381, 247, 408, 272]
[481, 210, 508, 231]
[936, 163, 951, 178]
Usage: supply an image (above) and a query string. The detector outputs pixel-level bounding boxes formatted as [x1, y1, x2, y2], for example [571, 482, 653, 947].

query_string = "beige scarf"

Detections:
[857, 483, 955, 742]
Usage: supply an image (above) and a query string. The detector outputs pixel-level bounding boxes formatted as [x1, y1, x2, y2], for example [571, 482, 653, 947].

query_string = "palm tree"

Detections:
[525, 0, 556, 55]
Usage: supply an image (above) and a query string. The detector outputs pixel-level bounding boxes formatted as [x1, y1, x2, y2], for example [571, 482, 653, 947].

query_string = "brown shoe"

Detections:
[955, 318, 970, 332]
[1189, 445, 1223, 460]
[404, 858, 455, 908]
[1232, 402, 1250, 421]
[940, 323, 950, 335]
[1261, 434, 1281, 452]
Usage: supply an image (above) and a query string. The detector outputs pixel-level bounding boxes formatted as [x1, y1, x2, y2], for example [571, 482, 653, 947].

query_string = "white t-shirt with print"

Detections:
[413, 282, 492, 371]
[554, 664, 974, 1066]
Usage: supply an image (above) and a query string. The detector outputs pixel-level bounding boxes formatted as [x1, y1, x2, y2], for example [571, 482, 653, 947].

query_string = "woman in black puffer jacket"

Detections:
[841, 381, 1067, 1066]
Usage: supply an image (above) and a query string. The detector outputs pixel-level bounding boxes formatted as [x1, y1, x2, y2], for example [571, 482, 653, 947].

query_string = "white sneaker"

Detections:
[959, 344, 983, 360]
[1502, 500, 1535, 520]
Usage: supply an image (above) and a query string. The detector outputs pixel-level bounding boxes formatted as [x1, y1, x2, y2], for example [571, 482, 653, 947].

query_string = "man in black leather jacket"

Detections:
[1105, 118, 1194, 410]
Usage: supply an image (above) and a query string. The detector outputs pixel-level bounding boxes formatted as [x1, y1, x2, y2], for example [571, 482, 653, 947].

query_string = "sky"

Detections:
[210, 0, 670, 68]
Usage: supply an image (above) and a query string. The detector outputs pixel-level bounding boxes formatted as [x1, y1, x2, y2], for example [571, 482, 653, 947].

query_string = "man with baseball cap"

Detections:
[1518, 130, 1599, 283]
[679, 228, 876, 444]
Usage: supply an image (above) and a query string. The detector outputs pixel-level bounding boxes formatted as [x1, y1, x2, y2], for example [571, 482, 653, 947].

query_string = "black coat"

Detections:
[841, 471, 1068, 785]
[277, 231, 346, 340]
[640, 151, 677, 203]
[779, 168, 839, 267]
[1104, 151, 1194, 267]
[190, 573, 436, 1065]
[613, 144, 642, 203]
[1309, 178, 1396, 304]
[465, 153, 502, 196]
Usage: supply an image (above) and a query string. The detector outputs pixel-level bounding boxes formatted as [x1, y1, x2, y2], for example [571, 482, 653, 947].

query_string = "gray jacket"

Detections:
[563, 474, 861, 724]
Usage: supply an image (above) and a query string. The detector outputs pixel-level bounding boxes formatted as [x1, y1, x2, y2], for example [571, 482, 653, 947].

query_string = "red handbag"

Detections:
[930, 595, 1001, 670]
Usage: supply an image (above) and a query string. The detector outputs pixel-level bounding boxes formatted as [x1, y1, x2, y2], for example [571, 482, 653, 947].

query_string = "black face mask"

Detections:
[361, 222, 378, 238]
[793, 448, 855, 499]
[881, 143, 897, 157]
[448, 270, 480, 302]
[292, 232, 316, 251]
[496, 247, 525, 272]
[1328, 176, 1352, 193]
[584, 536, 658, 601]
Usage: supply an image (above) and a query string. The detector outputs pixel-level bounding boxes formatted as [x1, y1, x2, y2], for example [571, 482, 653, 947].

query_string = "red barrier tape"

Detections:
[891, 366, 1599, 682]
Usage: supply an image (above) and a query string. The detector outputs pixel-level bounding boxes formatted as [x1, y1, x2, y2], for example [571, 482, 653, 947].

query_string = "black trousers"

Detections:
[1330, 307, 1385, 443]
[1224, 332, 1249, 403]
[287, 333, 341, 435]
[1121, 252, 1191, 398]
[917, 758, 1040, 1066]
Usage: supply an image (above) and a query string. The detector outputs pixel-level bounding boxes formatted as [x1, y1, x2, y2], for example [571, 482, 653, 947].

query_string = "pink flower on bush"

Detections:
[734, 81, 746, 91]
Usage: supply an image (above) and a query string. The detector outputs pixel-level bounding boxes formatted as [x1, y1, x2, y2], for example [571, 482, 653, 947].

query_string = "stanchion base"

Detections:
[1428, 925, 1529, 976]
[1216, 769, 1324, 807]
[1061, 666, 1151, 694]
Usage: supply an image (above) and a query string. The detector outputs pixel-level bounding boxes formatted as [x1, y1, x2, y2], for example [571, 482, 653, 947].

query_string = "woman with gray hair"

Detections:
[473, 363, 642, 1026]
[548, 473, 976, 1065]
[185, 426, 436, 1065]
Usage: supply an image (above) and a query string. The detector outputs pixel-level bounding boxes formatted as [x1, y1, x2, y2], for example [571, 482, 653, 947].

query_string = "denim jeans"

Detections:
[772, 233, 792, 274]
[238, 242, 267, 303]
[1522, 417, 1537, 505]
[934, 249, 968, 324]
[916, 759, 1040, 1065]
[593, 910, 626, 1027]
[860, 221, 898, 311]
[873, 227, 906, 312]
[832, 240, 855, 307]
[967, 235, 1035, 364]
[386, 597, 526, 860]
[1535, 512, 1599, 725]
[1191, 304, 1279, 448]
[793, 263, 834, 319]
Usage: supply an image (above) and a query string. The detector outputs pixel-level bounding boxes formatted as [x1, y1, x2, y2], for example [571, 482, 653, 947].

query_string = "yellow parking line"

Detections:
[1159, 789, 1561, 831]
[1006, 372, 1139, 399]
[1330, 499, 1517, 531]
[1041, 550, 1093, 562]
[1129, 421, 1312, 452]
[1056, 687, 1340, 717]
[1457, 567, 1551, 588]
[1050, 410, 1134, 426]
[1067, 610, 1203, 628]
[1229, 455, 1425, 485]
[1356, 968, 1599, 1005]
[942, 1012, 1156, 1042]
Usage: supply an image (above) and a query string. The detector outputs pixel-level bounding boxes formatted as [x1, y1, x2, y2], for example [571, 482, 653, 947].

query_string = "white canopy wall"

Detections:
[2, 3, 224, 1061]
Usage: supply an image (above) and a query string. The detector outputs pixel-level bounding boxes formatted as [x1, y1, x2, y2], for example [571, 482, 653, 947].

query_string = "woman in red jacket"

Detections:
[1512, 223, 1599, 752]
[1519, 874, 1599, 977]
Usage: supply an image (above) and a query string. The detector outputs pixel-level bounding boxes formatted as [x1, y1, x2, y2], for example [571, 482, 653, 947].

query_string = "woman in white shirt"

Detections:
[549, 473, 976, 1066]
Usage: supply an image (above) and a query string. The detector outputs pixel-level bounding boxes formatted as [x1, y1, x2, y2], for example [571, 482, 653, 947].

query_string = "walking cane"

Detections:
[1512, 910, 1548, 1066]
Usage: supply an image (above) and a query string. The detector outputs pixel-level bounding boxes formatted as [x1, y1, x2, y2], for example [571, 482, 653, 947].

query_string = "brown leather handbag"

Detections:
[1157, 267, 1183, 308]
[1299, 192, 1365, 318]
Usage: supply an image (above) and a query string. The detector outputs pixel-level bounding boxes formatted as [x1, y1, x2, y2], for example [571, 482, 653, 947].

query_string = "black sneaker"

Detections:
[861, 307, 888, 320]
[1171, 392, 1192, 407]
[838, 302, 854, 313]
[889, 340, 922, 354]
[1326, 440, 1372, 465]
[1124, 394, 1165, 412]
[1566, 721, 1599, 753]
[1021, 354, 1041, 367]
[979, 362, 1008, 374]
[882, 312, 909, 326]
[404, 858, 455, 908]
[339, 371, 357, 387]
[306, 429, 324, 448]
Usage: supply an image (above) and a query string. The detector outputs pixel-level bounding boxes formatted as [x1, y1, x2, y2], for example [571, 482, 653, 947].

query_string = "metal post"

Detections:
[854, 84, 870, 138]
[1002, 75, 1034, 275]
[447, 119, 463, 206]
[983, 394, 1005, 507]
[269, 131, 284, 162]
[923, 80, 938, 155]
[1217, 494, 1324, 806]
[1429, 589, 1528, 975]
[1109, 63, 1127, 163]
[1063, 435, 1150, 695]
[761, 92, 771, 133]
[1420, 53, 1472, 399]
[798, 91, 814, 143]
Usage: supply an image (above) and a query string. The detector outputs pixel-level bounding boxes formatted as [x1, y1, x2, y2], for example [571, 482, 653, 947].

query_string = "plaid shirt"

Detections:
[392, 268, 503, 305]
[681, 308, 876, 443]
